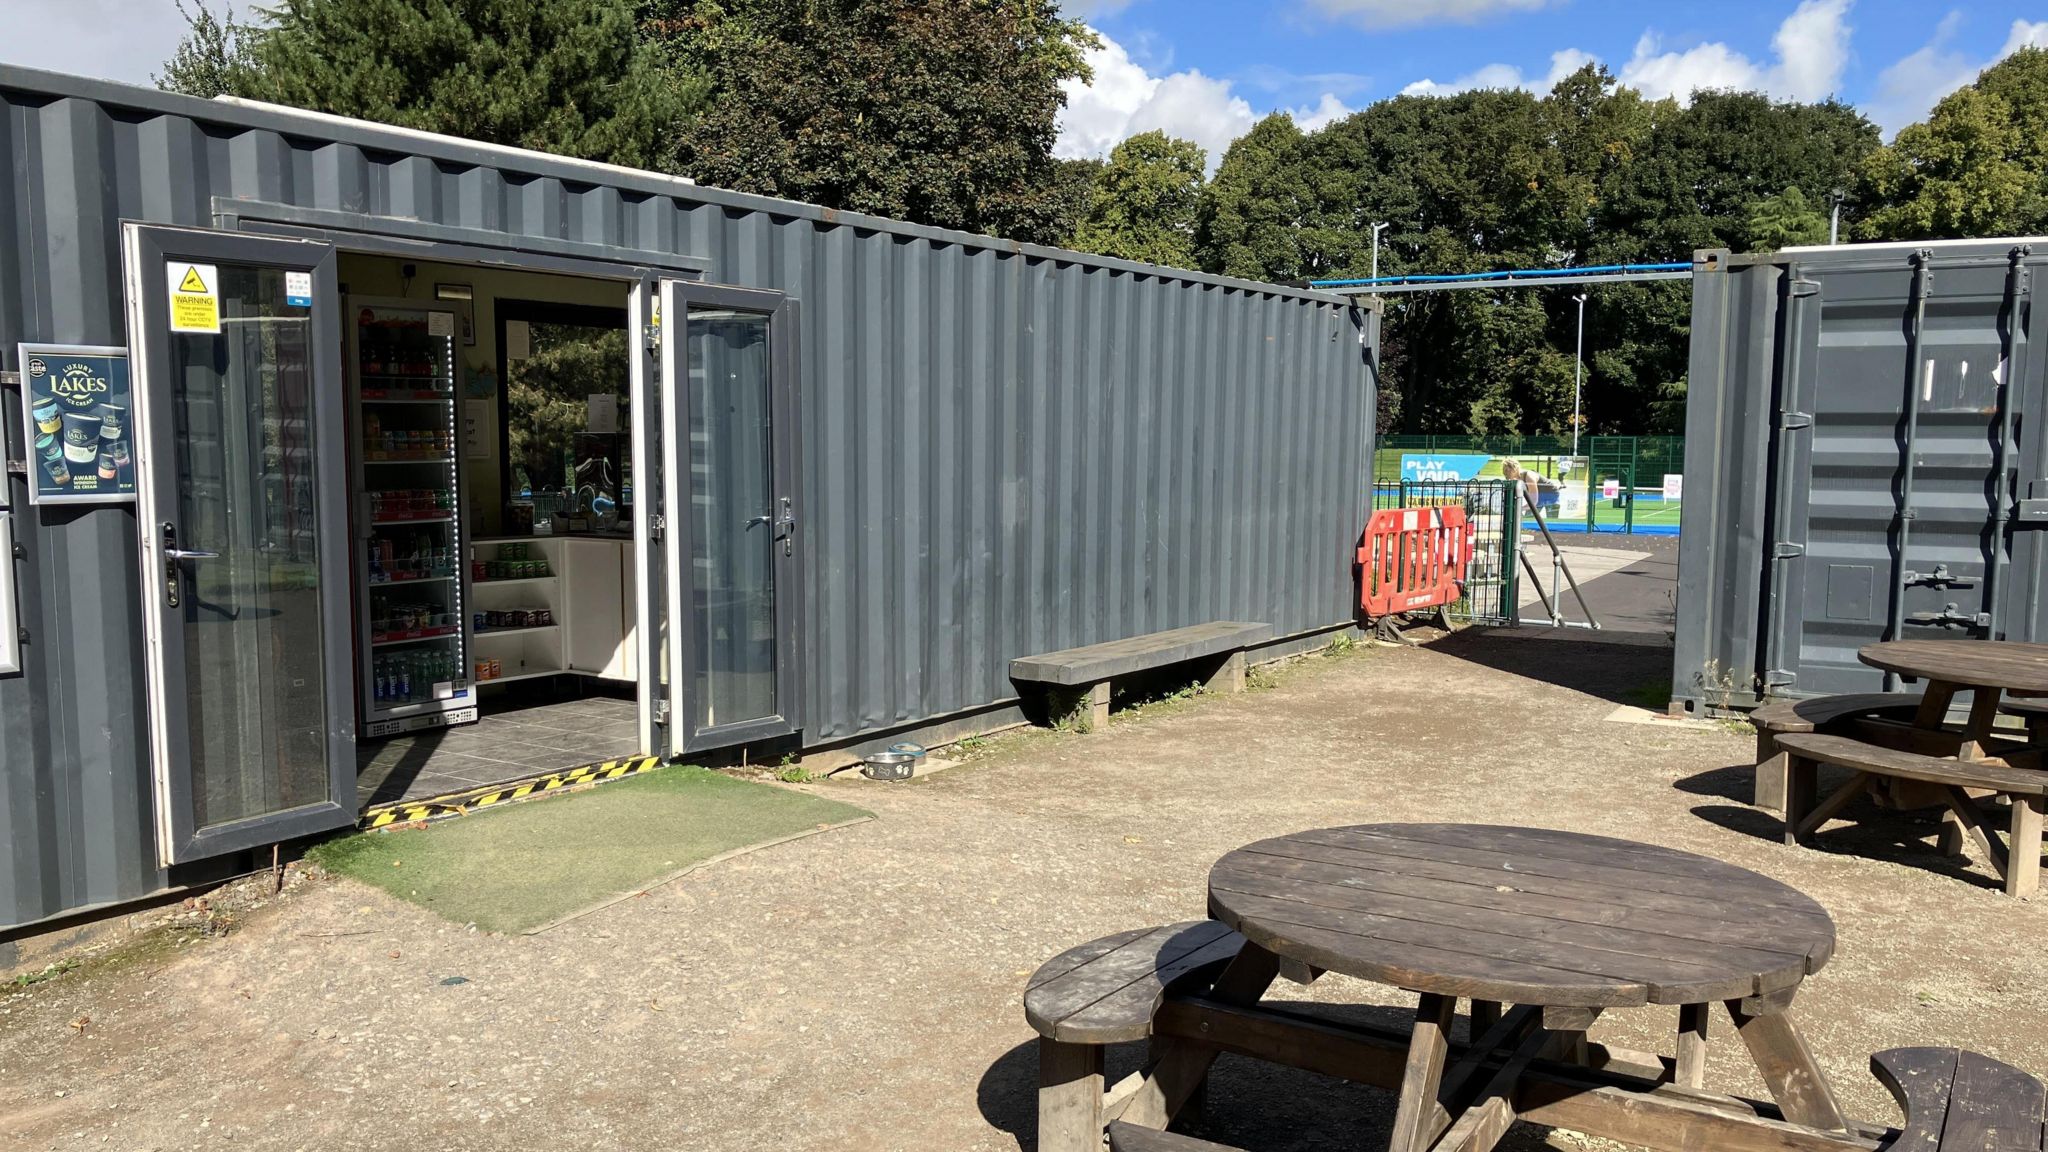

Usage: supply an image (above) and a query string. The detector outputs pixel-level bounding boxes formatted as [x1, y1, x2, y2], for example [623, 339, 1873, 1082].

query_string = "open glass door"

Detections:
[658, 281, 803, 754]
[123, 224, 356, 864]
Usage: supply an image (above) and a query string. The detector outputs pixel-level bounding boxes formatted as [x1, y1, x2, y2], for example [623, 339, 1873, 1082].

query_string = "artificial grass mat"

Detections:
[310, 765, 870, 933]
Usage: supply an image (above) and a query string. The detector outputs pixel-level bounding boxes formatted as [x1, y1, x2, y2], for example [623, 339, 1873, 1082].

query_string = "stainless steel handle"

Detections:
[744, 514, 771, 530]
[165, 548, 221, 561]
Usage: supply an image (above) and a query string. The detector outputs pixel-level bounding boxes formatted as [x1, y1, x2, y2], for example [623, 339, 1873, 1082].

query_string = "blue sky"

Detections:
[2, 0, 2042, 171]
[1056, 0, 2048, 167]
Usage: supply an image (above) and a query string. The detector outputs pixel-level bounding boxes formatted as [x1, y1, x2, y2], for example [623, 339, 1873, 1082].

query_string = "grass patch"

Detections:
[309, 765, 869, 933]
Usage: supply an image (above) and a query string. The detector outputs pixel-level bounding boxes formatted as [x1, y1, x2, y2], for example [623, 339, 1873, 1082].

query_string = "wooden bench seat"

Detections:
[2004, 695, 2048, 742]
[1752, 693, 1924, 811]
[1871, 1047, 2047, 1150]
[1775, 732, 2048, 898]
[1025, 921, 1247, 1152]
[1011, 621, 1273, 731]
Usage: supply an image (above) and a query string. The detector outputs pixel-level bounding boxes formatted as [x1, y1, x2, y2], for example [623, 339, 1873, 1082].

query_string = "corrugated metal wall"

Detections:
[1674, 241, 2045, 713]
[0, 68, 1375, 930]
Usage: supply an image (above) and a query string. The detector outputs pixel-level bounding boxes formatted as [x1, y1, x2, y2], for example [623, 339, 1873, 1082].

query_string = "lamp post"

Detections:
[1370, 221, 1390, 283]
[1829, 188, 1846, 245]
[1571, 293, 1588, 459]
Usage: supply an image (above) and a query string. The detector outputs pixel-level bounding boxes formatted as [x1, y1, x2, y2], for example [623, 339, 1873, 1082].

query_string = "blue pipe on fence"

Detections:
[1311, 263, 1692, 289]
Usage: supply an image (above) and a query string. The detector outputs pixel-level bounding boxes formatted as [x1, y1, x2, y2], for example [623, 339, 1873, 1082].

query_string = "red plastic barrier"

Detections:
[1357, 505, 1475, 617]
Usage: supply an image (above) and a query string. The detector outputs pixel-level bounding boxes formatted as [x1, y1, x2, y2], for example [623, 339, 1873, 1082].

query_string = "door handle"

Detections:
[160, 522, 209, 608]
[744, 514, 771, 530]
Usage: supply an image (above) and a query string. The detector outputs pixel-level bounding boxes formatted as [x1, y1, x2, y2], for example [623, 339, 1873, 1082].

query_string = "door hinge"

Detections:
[1788, 279, 1821, 299]
[653, 700, 670, 725]
[644, 322, 661, 354]
[649, 512, 665, 541]
[1762, 669, 1798, 689]
[2017, 496, 2048, 524]
[1771, 541, 1805, 559]
[1777, 411, 1813, 431]
[0, 370, 19, 386]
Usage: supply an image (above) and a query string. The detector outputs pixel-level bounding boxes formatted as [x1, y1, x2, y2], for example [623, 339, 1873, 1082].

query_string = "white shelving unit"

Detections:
[469, 536, 567, 684]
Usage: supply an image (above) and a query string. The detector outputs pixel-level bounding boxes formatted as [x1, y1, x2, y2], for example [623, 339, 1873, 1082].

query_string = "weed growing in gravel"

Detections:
[8, 959, 79, 989]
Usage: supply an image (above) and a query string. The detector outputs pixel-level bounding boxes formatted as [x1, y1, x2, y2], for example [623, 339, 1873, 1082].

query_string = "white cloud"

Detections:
[1289, 93, 1355, 131]
[1400, 49, 1599, 98]
[1058, 29, 1349, 173]
[1867, 16, 2048, 136]
[1619, 0, 1852, 104]
[1304, 0, 1557, 31]
[2002, 19, 2048, 57]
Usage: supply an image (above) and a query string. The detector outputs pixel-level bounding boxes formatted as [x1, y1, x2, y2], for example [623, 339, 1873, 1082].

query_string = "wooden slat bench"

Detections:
[2004, 695, 2048, 742]
[1011, 622, 1274, 731]
[1752, 693, 1925, 811]
[1871, 1047, 2047, 1150]
[1775, 732, 2048, 898]
[1024, 921, 1246, 1152]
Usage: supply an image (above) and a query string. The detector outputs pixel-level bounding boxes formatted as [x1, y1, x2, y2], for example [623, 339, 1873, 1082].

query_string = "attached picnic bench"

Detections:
[1775, 732, 2048, 898]
[1872, 1047, 2047, 1150]
[1011, 621, 1273, 731]
[1024, 921, 1247, 1152]
[1752, 693, 1926, 811]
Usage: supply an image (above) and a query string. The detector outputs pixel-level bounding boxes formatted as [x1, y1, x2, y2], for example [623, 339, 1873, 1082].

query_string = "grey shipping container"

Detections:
[0, 66, 1378, 934]
[1674, 239, 2045, 714]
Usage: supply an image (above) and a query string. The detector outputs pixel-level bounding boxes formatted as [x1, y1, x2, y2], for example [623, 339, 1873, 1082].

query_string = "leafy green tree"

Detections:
[1197, 113, 1311, 280]
[656, 0, 1096, 245]
[1859, 49, 2048, 240]
[163, 0, 693, 169]
[1069, 131, 1206, 268]
[156, 1, 261, 98]
[1745, 187, 1831, 251]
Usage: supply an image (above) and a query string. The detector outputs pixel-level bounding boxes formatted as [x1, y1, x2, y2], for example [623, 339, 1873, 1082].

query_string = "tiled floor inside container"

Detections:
[355, 693, 643, 810]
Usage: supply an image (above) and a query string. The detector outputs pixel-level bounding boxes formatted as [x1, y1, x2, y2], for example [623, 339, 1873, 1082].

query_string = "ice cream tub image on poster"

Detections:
[17, 344, 134, 506]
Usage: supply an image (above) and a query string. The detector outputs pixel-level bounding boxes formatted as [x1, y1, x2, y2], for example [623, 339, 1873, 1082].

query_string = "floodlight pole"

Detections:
[1829, 189, 1846, 245]
[1370, 222, 1390, 284]
[1571, 293, 1588, 458]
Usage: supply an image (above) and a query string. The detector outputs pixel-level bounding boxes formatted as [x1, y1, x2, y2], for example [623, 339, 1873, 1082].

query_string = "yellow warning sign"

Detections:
[166, 262, 220, 333]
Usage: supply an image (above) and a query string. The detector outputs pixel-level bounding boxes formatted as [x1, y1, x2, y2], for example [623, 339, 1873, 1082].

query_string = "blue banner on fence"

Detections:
[1400, 453, 1491, 483]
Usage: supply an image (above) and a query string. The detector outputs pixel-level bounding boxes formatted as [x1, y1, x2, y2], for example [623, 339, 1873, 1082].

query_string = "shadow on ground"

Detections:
[1422, 625, 1675, 708]
[1677, 765, 2003, 892]
[977, 1004, 1561, 1151]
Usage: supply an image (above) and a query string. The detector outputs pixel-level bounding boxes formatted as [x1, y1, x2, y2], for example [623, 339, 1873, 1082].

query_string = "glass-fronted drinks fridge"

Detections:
[346, 297, 477, 737]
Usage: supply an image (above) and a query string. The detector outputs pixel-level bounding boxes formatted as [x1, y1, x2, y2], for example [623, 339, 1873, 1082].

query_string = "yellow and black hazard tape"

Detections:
[360, 755, 664, 830]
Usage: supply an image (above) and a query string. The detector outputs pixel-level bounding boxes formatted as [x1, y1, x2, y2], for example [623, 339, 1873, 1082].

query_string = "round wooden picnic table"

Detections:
[1207, 824, 1849, 1152]
[1858, 640, 2048, 758]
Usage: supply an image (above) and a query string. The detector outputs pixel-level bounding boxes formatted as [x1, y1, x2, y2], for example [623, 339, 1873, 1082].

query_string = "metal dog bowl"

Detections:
[861, 751, 917, 782]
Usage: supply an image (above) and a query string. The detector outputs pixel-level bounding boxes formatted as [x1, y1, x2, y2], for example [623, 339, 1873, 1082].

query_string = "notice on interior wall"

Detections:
[505, 320, 531, 361]
[464, 400, 491, 460]
[586, 394, 618, 434]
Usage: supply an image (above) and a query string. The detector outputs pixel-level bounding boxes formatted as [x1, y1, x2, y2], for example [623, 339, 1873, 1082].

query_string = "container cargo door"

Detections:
[1764, 251, 2038, 697]
[123, 224, 357, 864]
[657, 282, 803, 754]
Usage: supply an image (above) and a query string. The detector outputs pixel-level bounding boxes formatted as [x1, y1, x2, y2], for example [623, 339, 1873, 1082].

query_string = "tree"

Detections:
[656, 0, 1096, 245]
[156, 1, 260, 98]
[1197, 113, 1310, 280]
[1069, 131, 1206, 268]
[1858, 49, 2048, 241]
[1745, 187, 1830, 251]
[163, 0, 694, 170]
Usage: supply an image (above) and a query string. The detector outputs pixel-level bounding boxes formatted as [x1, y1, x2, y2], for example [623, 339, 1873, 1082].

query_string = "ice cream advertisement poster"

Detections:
[18, 344, 135, 506]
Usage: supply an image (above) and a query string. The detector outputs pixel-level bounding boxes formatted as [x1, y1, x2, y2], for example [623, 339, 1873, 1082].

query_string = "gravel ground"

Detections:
[2, 632, 2044, 1151]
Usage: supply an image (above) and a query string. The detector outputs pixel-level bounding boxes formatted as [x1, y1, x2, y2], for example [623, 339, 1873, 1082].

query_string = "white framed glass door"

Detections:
[123, 224, 357, 864]
[657, 280, 803, 754]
